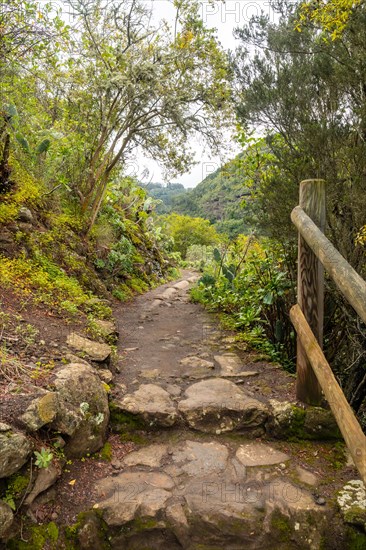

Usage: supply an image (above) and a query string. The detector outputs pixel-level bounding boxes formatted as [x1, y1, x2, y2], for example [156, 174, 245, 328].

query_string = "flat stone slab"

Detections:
[173, 280, 190, 290]
[123, 445, 168, 468]
[116, 384, 179, 427]
[66, 333, 111, 362]
[180, 356, 214, 370]
[178, 378, 269, 434]
[172, 440, 229, 476]
[94, 471, 174, 526]
[235, 443, 290, 467]
[92, 440, 334, 549]
[295, 466, 318, 486]
[157, 287, 178, 300]
[214, 353, 243, 375]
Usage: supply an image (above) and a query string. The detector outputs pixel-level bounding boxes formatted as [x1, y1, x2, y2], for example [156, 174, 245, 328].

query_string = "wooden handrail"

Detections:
[290, 305, 366, 486]
[291, 179, 366, 485]
[292, 205, 366, 325]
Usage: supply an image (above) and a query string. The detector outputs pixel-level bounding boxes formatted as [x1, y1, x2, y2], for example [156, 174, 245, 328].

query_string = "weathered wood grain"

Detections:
[290, 304, 366, 486]
[295, 179, 325, 405]
[292, 205, 366, 325]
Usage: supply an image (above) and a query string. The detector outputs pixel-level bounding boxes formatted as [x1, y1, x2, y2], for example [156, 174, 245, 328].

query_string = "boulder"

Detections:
[93, 319, 119, 340]
[52, 363, 109, 457]
[92, 440, 336, 549]
[267, 400, 341, 440]
[66, 333, 111, 363]
[17, 206, 34, 224]
[24, 463, 61, 506]
[0, 501, 13, 539]
[115, 384, 178, 427]
[173, 280, 190, 290]
[20, 391, 58, 432]
[0, 423, 32, 478]
[178, 378, 269, 434]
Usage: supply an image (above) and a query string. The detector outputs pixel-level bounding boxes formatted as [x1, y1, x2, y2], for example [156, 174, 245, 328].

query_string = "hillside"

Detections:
[171, 153, 256, 238]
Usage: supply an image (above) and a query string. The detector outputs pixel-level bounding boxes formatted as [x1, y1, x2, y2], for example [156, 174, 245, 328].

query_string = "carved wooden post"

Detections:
[296, 179, 325, 405]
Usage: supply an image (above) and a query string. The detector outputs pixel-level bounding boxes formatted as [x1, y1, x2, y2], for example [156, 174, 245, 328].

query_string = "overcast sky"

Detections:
[133, 1, 277, 188]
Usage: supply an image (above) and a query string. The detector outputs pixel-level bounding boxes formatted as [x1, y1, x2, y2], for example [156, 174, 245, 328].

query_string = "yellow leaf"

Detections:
[68, 479, 76, 486]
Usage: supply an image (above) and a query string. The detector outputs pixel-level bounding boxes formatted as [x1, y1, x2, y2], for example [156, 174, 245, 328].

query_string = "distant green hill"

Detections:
[171, 154, 255, 238]
[140, 182, 187, 214]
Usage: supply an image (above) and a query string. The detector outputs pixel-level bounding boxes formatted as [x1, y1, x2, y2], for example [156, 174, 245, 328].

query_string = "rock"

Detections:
[77, 511, 107, 550]
[91, 440, 343, 549]
[66, 333, 111, 363]
[94, 471, 174, 526]
[295, 466, 318, 486]
[178, 378, 269, 434]
[267, 400, 341, 440]
[116, 384, 178, 427]
[165, 384, 182, 397]
[97, 369, 114, 384]
[123, 445, 168, 468]
[20, 391, 58, 431]
[140, 368, 160, 380]
[93, 319, 119, 340]
[173, 280, 190, 290]
[0, 423, 32, 478]
[0, 501, 13, 538]
[337, 480, 366, 530]
[25, 463, 61, 506]
[172, 441, 229, 476]
[235, 443, 290, 467]
[303, 407, 341, 440]
[214, 353, 243, 375]
[180, 356, 214, 370]
[64, 353, 90, 365]
[157, 287, 178, 300]
[17, 206, 34, 223]
[52, 363, 110, 457]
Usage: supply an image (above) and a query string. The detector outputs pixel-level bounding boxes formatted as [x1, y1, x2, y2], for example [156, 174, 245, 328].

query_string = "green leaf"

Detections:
[35, 138, 51, 155]
[263, 292, 274, 305]
[16, 133, 30, 153]
[213, 247, 221, 263]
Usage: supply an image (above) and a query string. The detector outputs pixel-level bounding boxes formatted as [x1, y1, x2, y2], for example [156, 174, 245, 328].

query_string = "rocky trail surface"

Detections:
[92, 271, 364, 549]
[1, 272, 365, 549]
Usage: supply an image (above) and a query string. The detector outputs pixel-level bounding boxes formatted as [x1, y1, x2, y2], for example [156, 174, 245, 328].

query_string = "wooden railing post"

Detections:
[296, 179, 326, 405]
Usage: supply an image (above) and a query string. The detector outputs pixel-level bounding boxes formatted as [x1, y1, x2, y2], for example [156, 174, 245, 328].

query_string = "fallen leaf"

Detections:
[68, 479, 76, 486]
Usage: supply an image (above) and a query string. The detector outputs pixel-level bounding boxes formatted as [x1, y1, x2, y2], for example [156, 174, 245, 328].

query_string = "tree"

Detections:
[297, 0, 364, 39]
[58, 0, 233, 231]
[232, 2, 366, 423]
[159, 213, 220, 258]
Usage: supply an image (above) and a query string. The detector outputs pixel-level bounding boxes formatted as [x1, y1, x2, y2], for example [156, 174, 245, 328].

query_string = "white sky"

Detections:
[135, 1, 278, 188]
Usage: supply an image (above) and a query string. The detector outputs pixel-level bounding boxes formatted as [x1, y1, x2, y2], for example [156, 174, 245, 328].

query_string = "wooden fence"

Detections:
[291, 179, 366, 485]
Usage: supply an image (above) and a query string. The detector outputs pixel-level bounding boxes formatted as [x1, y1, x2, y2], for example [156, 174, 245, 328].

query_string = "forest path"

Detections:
[93, 271, 359, 549]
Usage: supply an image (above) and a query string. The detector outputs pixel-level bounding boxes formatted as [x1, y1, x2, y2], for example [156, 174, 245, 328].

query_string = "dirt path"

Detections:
[3, 272, 360, 549]
[114, 270, 296, 400]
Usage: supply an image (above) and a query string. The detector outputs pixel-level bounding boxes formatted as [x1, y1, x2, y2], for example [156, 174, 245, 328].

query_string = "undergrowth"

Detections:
[189, 236, 297, 370]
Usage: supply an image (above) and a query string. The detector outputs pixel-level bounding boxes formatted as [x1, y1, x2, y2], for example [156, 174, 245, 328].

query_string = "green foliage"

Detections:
[2, 474, 30, 511]
[159, 213, 220, 259]
[233, 1, 366, 422]
[34, 448, 53, 469]
[192, 237, 296, 368]
[99, 442, 112, 462]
